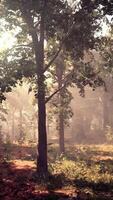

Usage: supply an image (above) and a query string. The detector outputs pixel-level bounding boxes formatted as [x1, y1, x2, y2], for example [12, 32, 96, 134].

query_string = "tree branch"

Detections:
[44, 22, 78, 73]
[45, 69, 75, 103]
[34, 21, 40, 29]
[14, 43, 33, 48]
[45, 83, 66, 103]
[44, 43, 63, 73]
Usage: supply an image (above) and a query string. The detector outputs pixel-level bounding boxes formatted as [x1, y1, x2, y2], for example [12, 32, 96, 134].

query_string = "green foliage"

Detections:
[0, 0, 111, 102]
[48, 144, 113, 195]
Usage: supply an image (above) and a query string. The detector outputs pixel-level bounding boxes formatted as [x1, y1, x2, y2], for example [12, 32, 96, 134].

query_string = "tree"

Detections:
[0, 0, 111, 173]
[54, 52, 73, 154]
[4, 81, 37, 143]
[0, 104, 7, 143]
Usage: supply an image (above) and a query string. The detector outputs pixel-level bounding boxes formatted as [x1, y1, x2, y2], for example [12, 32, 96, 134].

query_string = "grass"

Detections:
[48, 144, 113, 199]
[1, 143, 113, 199]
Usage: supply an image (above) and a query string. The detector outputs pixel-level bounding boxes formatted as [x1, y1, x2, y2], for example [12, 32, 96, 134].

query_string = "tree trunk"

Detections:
[103, 93, 110, 130]
[59, 109, 65, 154]
[37, 85, 47, 173]
[30, 4, 47, 173]
[22, 0, 48, 173]
[56, 55, 65, 154]
[12, 109, 15, 143]
[103, 76, 113, 131]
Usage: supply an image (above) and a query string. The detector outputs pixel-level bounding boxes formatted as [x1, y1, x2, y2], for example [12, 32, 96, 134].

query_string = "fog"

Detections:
[1, 76, 113, 145]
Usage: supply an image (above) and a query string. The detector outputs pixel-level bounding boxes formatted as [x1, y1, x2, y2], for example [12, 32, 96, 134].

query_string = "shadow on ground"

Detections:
[1, 160, 113, 200]
[1, 144, 113, 199]
[0, 160, 72, 200]
[74, 178, 113, 200]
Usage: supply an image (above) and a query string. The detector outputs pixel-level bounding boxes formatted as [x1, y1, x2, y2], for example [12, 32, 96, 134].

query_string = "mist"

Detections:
[1, 77, 113, 145]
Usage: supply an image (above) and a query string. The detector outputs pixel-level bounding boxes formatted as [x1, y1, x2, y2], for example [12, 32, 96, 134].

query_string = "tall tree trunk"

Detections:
[56, 55, 65, 154]
[37, 5, 47, 174]
[22, 0, 47, 173]
[30, 4, 47, 173]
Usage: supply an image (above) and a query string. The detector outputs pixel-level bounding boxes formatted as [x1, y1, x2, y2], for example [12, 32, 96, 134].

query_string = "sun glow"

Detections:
[0, 31, 17, 51]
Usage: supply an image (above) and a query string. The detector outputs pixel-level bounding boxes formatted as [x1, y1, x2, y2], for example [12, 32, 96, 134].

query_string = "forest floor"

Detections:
[1, 143, 113, 199]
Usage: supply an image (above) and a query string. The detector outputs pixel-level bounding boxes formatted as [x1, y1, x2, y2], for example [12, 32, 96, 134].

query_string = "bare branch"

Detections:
[45, 83, 66, 103]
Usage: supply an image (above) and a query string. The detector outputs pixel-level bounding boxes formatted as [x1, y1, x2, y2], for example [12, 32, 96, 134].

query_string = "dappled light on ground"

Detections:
[0, 160, 71, 200]
[12, 159, 35, 169]
[1, 144, 113, 199]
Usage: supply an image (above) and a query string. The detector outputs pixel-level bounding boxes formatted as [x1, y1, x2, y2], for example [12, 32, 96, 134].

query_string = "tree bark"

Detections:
[37, 8, 47, 174]
[29, 2, 47, 173]
[12, 109, 15, 143]
[59, 109, 65, 154]
[56, 55, 65, 154]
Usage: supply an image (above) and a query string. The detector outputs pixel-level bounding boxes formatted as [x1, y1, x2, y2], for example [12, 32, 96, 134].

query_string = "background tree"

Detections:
[0, 104, 7, 143]
[53, 52, 73, 154]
